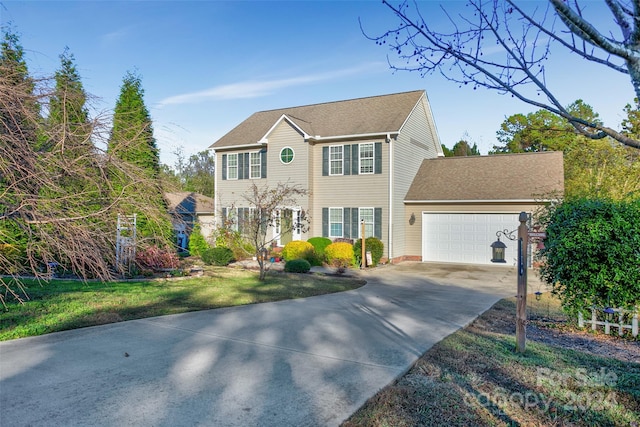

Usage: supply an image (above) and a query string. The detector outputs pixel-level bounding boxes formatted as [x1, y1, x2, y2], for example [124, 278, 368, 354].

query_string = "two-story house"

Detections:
[210, 90, 564, 264]
[210, 90, 441, 261]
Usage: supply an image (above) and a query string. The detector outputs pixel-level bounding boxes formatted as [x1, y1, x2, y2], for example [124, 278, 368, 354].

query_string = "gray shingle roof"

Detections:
[210, 90, 426, 149]
[165, 192, 215, 214]
[405, 151, 564, 202]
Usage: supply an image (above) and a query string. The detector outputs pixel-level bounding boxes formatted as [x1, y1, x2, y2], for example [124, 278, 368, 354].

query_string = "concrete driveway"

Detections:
[0, 262, 538, 426]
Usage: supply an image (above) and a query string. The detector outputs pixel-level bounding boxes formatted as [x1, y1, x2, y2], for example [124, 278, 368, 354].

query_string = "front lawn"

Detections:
[0, 267, 365, 341]
[342, 293, 640, 426]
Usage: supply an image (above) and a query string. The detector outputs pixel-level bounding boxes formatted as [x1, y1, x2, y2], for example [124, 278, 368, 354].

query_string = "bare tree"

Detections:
[225, 181, 308, 280]
[363, 0, 640, 149]
[0, 67, 174, 306]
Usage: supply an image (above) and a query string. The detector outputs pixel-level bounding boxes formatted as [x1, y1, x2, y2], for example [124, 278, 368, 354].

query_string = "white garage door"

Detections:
[422, 212, 522, 265]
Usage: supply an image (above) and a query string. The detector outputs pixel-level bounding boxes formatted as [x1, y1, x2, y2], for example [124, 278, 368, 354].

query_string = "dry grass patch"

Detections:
[343, 293, 640, 427]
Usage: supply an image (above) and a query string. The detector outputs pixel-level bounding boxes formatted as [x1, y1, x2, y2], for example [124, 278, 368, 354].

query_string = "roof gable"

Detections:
[210, 90, 426, 149]
[405, 152, 564, 202]
[165, 192, 215, 214]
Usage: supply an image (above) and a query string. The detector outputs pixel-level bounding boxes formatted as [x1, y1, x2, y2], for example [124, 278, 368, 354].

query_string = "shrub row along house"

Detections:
[210, 90, 564, 265]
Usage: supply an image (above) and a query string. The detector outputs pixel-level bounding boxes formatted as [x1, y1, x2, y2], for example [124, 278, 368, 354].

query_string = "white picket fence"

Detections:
[578, 307, 639, 337]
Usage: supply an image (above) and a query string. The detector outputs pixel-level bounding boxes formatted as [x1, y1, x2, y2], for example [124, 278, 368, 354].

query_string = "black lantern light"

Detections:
[490, 237, 507, 263]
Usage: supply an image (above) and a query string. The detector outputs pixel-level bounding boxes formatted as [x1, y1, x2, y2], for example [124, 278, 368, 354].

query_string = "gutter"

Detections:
[387, 133, 393, 263]
[403, 199, 549, 204]
[307, 131, 399, 143]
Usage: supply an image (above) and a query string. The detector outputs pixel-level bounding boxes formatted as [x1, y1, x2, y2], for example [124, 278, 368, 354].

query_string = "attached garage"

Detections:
[421, 212, 521, 265]
[402, 152, 565, 265]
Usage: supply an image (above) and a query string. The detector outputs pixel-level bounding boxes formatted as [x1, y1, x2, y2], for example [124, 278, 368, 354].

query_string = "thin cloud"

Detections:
[156, 63, 384, 107]
[100, 26, 134, 46]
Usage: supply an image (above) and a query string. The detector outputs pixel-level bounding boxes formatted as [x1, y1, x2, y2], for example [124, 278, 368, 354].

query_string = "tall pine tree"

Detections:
[107, 71, 172, 244]
[108, 71, 160, 176]
[0, 28, 38, 278]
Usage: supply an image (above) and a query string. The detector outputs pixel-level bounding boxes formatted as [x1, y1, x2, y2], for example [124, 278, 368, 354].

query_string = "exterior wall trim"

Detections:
[214, 143, 266, 152]
[308, 132, 398, 142]
[260, 114, 309, 143]
[404, 199, 547, 204]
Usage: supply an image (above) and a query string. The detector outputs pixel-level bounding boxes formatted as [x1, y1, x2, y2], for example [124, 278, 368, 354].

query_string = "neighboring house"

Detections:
[210, 90, 564, 265]
[165, 192, 216, 251]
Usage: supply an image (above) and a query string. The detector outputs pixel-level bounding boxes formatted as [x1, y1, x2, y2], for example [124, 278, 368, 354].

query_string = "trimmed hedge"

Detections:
[201, 247, 235, 266]
[307, 237, 332, 266]
[353, 237, 384, 267]
[284, 259, 311, 273]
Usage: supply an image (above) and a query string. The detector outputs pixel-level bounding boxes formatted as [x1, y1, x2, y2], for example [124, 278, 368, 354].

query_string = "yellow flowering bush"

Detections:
[325, 242, 354, 273]
[282, 240, 315, 262]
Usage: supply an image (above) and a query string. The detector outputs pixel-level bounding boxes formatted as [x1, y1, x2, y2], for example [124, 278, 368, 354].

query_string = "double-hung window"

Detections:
[329, 208, 343, 238]
[359, 208, 374, 238]
[329, 145, 343, 175]
[227, 153, 238, 180]
[250, 152, 261, 179]
[359, 143, 374, 174]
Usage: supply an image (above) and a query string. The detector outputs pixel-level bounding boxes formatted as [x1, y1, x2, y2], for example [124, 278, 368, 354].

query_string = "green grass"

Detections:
[0, 267, 365, 341]
[343, 293, 640, 427]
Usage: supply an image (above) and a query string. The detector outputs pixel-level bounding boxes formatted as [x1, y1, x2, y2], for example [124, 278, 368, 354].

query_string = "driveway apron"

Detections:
[0, 263, 527, 426]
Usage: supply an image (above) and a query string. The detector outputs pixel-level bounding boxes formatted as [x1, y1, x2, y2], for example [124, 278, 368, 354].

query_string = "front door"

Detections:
[275, 207, 302, 246]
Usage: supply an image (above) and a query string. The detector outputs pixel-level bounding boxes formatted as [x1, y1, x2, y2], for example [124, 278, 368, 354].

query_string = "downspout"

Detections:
[387, 133, 393, 263]
[212, 149, 218, 228]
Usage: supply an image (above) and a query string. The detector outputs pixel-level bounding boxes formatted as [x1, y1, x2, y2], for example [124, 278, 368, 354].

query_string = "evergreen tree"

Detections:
[108, 71, 160, 176]
[0, 28, 38, 277]
[49, 48, 89, 139]
[107, 71, 172, 244]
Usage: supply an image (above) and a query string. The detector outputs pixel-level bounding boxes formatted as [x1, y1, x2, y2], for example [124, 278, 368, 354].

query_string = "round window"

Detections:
[280, 147, 294, 164]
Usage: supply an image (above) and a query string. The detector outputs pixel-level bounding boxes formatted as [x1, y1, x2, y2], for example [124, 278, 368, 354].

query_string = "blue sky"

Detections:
[1, 0, 634, 166]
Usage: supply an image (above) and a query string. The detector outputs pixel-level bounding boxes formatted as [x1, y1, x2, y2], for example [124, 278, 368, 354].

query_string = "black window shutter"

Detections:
[343, 208, 351, 238]
[222, 154, 227, 180]
[322, 208, 328, 237]
[261, 150, 267, 178]
[237, 153, 244, 179]
[243, 153, 250, 179]
[351, 208, 359, 238]
[222, 207, 228, 223]
[343, 145, 350, 176]
[375, 142, 382, 174]
[352, 145, 359, 175]
[374, 208, 382, 239]
[322, 147, 328, 176]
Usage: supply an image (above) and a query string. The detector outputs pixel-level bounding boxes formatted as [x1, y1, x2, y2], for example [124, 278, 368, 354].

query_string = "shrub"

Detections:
[284, 259, 311, 273]
[325, 242, 355, 273]
[353, 237, 384, 267]
[188, 223, 211, 257]
[307, 237, 332, 265]
[201, 247, 235, 266]
[539, 198, 640, 316]
[212, 226, 254, 261]
[135, 245, 180, 271]
[282, 240, 315, 263]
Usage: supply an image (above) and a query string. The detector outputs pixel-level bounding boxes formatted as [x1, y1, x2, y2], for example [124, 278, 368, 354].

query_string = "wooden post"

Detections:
[515, 212, 528, 353]
[361, 220, 366, 269]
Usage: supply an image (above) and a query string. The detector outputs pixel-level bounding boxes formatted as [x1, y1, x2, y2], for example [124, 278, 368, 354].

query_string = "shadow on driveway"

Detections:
[0, 262, 530, 426]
